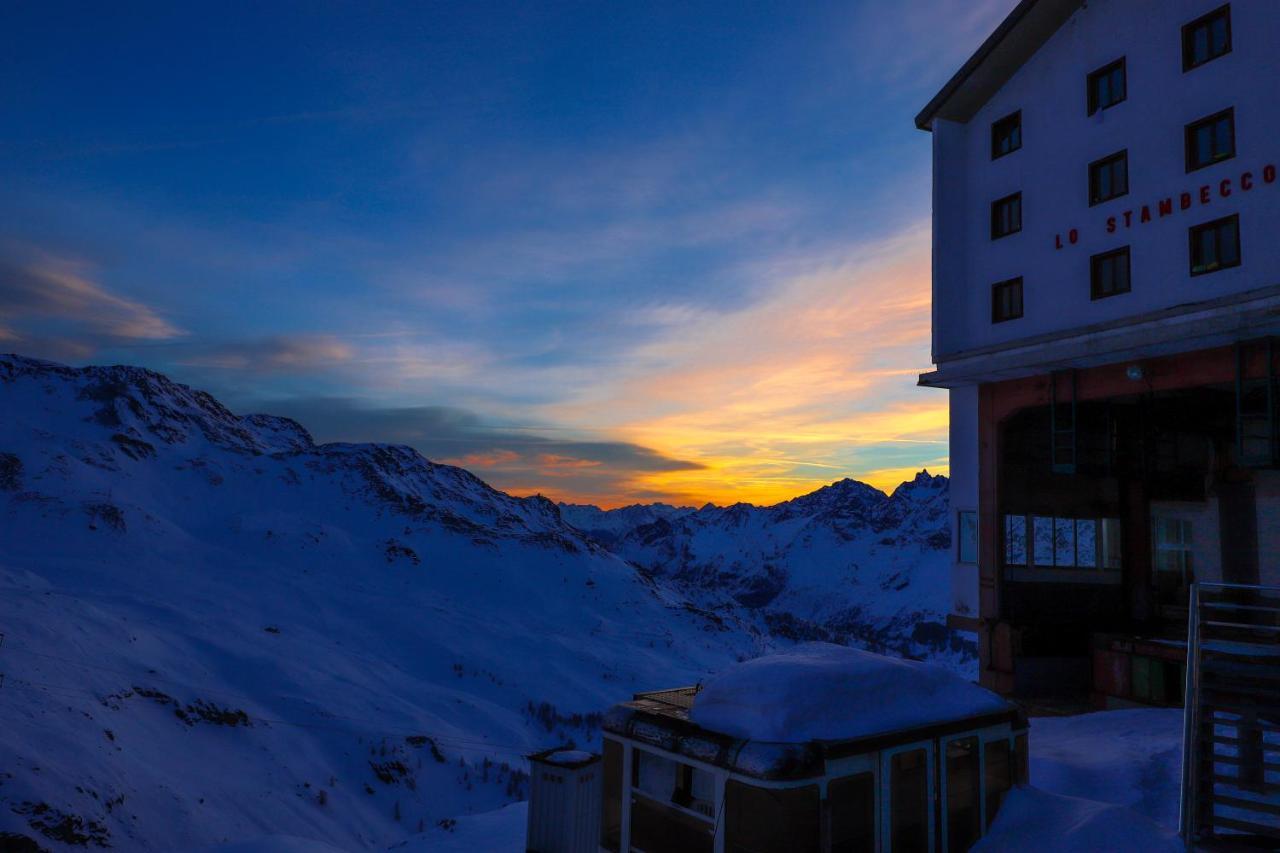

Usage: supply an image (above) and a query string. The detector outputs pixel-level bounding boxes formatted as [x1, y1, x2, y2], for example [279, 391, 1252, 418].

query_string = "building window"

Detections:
[829, 773, 875, 853]
[984, 740, 1012, 828]
[1183, 5, 1231, 71]
[990, 192, 1022, 239]
[1189, 214, 1241, 276]
[1185, 108, 1235, 172]
[957, 511, 978, 564]
[946, 738, 982, 853]
[1091, 247, 1131, 300]
[725, 781, 820, 853]
[631, 750, 716, 853]
[1008, 514, 1120, 569]
[1152, 516, 1194, 608]
[991, 111, 1022, 160]
[991, 277, 1023, 324]
[1089, 150, 1128, 205]
[1087, 58, 1126, 116]
[890, 750, 931, 853]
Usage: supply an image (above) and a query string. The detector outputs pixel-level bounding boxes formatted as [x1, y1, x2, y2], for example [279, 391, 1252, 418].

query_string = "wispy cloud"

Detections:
[0, 247, 183, 358]
[179, 335, 355, 373]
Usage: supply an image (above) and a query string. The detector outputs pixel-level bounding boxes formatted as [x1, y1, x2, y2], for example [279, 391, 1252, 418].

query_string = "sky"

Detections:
[0, 0, 1014, 508]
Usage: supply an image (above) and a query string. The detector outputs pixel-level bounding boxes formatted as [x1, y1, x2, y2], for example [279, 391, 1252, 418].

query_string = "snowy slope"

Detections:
[0, 355, 765, 851]
[563, 473, 965, 665]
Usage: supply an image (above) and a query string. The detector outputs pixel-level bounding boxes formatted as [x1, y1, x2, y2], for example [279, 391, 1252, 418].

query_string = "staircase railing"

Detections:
[1180, 581, 1280, 849]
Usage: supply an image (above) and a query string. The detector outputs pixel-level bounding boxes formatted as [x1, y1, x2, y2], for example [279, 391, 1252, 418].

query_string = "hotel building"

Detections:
[917, 0, 1280, 703]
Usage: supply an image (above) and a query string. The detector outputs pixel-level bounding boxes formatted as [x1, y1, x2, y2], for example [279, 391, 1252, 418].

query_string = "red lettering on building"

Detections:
[1200, 185, 1212, 204]
[1140, 205, 1152, 223]
[1266, 164, 1277, 184]
[1106, 217, 1117, 234]
[1181, 192, 1193, 210]
[1123, 210, 1133, 228]
[1242, 172, 1254, 191]
[1158, 198, 1173, 217]
[1220, 179, 1232, 198]
[1069, 228, 1079, 245]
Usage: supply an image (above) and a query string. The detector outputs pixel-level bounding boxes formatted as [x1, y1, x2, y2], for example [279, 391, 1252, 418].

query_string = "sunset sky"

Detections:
[1, 1, 1014, 507]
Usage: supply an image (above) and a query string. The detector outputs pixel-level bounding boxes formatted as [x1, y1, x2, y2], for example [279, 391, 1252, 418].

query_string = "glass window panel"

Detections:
[1101, 519, 1123, 569]
[958, 511, 978, 564]
[1076, 520, 1098, 567]
[1220, 220, 1240, 265]
[602, 740, 623, 851]
[830, 773, 876, 853]
[984, 740, 1012, 828]
[633, 750, 678, 802]
[1054, 518, 1076, 567]
[1005, 515, 1027, 566]
[1033, 516, 1055, 566]
[946, 738, 981, 853]
[725, 781, 819, 853]
[631, 794, 713, 853]
[891, 750, 931, 853]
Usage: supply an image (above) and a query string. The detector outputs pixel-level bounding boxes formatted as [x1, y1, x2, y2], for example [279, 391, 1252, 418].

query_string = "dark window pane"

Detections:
[947, 738, 982, 853]
[1186, 110, 1235, 171]
[985, 740, 1012, 827]
[992, 278, 1023, 323]
[631, 794, 713, 853]
[1092, 248, 1130, 299]
[891, 749, 931, 853]
[602, 740, 623, 851]
[1088, 59, 1126, 114]
[830, 773, 876, 853]
[726, 782, 820, 853]
[1191, 215, 1241, 275]
[992, 112, 1022, 159]
[958, 511, 978, 564]
[1184, 6, 1232, 70]
[992, 194, 1022, 239]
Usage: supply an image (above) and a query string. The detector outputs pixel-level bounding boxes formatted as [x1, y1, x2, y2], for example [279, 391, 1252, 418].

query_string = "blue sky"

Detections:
[1, 0, 1013, 506]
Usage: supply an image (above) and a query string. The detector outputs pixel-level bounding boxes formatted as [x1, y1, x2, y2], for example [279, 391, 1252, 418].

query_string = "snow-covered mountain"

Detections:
[0, 355, 769, 851]
[561, 471, 963, 662]
[0, 354, 965, 850]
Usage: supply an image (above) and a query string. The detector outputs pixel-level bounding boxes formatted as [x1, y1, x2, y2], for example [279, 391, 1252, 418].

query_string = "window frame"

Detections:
[1088, 149, 1129, 206]
[1004, 513, 1120, 571]
[1182, 4, 1232, 72]
[991, 277, 1024, 324]
[990, 192, 1022, 240]
[1087, 57, 1127, 116]
[991, 110, 1022, 160]
[957, 510, 978, 565]
[1090, 246, 1132, 300]
[1184, 108, 1236, 173]
[1189, 213, 1241, 277]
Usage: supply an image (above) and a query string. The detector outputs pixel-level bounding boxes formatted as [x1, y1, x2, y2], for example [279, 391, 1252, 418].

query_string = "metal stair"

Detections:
[1181, 582, 1280, 849]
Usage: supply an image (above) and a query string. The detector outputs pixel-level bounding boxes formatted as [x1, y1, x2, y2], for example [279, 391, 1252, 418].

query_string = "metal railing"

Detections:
[1180, 582, 1280, 849]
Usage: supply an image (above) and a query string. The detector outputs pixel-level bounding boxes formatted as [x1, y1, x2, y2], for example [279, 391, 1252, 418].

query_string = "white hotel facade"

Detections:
[918, 0, 1280, 703]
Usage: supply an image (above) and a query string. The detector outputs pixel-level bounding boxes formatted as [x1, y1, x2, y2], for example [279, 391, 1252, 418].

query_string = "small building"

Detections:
[598, 643, 1028, 853]
[526, 748, 602, 853]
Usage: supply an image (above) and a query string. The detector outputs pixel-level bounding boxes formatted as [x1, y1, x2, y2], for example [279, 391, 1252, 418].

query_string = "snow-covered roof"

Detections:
[688, 643, 1014, 743]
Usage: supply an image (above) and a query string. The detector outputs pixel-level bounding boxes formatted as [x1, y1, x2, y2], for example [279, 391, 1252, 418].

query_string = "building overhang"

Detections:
[915, 0, 1085, 131]
[919, 283, 1280, 388]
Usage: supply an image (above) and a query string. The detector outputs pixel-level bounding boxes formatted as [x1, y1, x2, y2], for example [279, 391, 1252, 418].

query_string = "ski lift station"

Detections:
[570, 643, 1028, 853]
